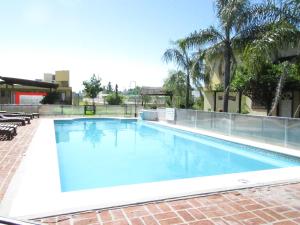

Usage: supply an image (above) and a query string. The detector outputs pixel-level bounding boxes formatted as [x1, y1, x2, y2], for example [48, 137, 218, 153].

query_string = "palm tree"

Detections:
[163, 40, 193, 108]
[184, 0, 256, 112]
[242, 0, 300, 115]
[163, 70, 187, 107]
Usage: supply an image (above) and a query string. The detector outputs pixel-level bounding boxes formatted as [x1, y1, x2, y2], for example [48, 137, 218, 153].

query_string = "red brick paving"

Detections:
[34, 182, 300, 225]
[0, 119, 40, 200]
[1, 118, 300, 225]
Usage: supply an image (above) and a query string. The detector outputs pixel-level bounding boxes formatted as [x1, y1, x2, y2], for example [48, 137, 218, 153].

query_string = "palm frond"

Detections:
[184, 26, 223, 49]
[162, 48, 187, 69]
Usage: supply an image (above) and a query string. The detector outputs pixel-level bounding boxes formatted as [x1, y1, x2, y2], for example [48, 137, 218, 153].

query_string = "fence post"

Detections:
[284, 119, 288, 147]
[195, 110, 197, 128]
[228, 113, 232, 136]
[61, 105, 64, 115]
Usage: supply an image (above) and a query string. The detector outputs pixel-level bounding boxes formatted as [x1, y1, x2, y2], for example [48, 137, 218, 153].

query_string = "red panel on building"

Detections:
[15, 92, 47, 104]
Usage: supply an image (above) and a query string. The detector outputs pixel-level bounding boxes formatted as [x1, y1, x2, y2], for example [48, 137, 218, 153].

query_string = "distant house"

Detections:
[0, 70, 72, 105]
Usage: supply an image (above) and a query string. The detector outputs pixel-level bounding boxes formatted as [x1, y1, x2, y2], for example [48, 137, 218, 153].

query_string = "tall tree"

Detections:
[82, 74, 103, 105]
[163, 70, 187, 108]
[163, 40, 193, 108]
[241, 0, 300, 115]
[184, 0, 255, 112]
[107, 82, 113, 94]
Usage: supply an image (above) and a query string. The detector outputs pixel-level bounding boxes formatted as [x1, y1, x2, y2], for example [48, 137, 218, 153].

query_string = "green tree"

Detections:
[184, 0, 261, 112]
[82, 74, 103, 105]
[106, 82, 113, 94]
[163, 70, 188, 108]
[163, 40, 193, 108]
[240, 0, 300, 115]
[232, 60, 300, 114]
[106, 93, 124, 105]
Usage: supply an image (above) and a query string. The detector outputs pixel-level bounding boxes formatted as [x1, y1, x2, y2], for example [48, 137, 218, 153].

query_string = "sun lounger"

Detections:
[32, 113, 40, 118]
[0, 115, 26, 126]
[0, 126, 14, 140]
[1, 114, 31, 124]
[6, 112, 34, 119]
[0, 124, 17, 135]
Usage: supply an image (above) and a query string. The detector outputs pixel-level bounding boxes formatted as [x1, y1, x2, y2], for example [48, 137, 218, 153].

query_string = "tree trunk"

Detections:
[223, 39, 231, 113]
[186, 71, 190, 109]
[268, 63, 288, 116]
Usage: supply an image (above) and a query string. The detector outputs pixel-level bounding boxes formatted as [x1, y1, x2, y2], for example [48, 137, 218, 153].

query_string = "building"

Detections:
[0, 70, 72, 105]
[202, 46, 300, 118]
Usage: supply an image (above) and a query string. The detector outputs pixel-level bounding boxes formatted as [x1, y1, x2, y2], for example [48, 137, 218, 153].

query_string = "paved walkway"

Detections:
[0, 118, 300, 225]
[36, 183, 300, 225]
[0, 119, 40, 200]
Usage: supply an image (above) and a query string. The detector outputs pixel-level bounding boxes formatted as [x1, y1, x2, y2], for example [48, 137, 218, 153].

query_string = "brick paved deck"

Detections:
[1, 118, 300, 225]
[36, 182, 300, 225]
[0, 119, 40, 200]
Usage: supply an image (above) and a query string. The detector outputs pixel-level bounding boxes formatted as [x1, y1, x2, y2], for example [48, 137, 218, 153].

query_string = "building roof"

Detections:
[0, 76, 58, 89]
[140, 86, 172, 96]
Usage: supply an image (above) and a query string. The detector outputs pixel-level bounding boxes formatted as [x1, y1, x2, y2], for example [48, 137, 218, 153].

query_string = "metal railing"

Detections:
[156, 108, 300, 149]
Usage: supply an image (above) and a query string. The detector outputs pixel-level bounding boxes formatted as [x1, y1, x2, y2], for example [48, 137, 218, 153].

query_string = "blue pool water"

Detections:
[54, 119, 300, 192]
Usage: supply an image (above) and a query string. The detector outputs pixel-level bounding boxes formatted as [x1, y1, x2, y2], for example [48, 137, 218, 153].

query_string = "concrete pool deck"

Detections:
[0, 117, 300, 224]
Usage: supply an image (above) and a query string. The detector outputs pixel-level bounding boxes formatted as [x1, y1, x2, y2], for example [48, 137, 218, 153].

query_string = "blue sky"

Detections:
[0, 0, 215, 91]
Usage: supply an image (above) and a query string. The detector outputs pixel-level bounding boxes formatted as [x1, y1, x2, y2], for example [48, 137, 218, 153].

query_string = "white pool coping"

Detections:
[1, 118, 300, 219]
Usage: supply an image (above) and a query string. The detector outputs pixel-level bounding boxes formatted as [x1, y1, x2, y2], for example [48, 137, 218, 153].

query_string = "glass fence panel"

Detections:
[95, 105, 126, 116]
[287, 119, 300, 149]
[157, 108, 166, 121]
[212, 112, 231, 135]
[262, 117, 285, 146]
[195, 111, 213, 130]
[39, 105, 63, 115]
[231, 114, 264, 141]
[176, 109, 196, 127]
[62, 105, 84, 115]
[0, 104, 39, 113]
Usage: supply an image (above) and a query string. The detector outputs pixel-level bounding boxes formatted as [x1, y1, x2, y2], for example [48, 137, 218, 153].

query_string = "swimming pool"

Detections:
[55, 118, 300, 192]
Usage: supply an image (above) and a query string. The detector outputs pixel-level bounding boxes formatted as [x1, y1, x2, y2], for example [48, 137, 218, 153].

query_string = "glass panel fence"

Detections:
[62, 105, 84, 115]
[154, 108, 300, 149]
[39, 105, 63, 115]
[231, 114, 264, 141]
[0, 104, 39, 113]
[287, 118, 300, 149]
[262, 117, 285, 146]
[176, 109, 197, 127]
[211, 112, 231, 135]
[196, 111, 213, 130]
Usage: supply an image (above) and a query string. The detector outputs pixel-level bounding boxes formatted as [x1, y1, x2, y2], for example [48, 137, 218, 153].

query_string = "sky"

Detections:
[0, 0, 216, 91]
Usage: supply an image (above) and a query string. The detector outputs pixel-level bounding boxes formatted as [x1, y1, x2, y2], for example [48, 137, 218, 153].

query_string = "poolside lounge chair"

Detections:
[0, 126, 14, 140]
[0, 124, 17, 135]
[6, 112, 34, 119]
[0, 115, 26, 126]
[1, 114, 31, 124]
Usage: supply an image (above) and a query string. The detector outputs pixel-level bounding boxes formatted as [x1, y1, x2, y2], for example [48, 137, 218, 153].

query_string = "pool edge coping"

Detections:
[1, 117, 300, 219]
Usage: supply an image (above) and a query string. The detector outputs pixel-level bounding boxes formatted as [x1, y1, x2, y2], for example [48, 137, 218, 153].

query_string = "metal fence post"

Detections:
[228, 113, 232, 136]
[195, 110, 197, 128]
[284, 119, 288, 147]
[61, 105, 64, 115]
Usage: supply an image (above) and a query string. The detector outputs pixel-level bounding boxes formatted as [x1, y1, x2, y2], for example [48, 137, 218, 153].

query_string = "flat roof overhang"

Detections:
[0, 76, 58, 89]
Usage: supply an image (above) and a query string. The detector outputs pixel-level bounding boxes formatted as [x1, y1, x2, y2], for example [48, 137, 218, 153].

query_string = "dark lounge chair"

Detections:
[0, 124, 17, 135]
[6, 112, 34, 119]
[0, 126, 14, 140]
[0, 115, 26, 126]
[1, 114, 31, 124]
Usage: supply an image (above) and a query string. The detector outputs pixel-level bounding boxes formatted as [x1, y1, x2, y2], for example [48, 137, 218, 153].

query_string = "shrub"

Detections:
[106, 93, 124, 105]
